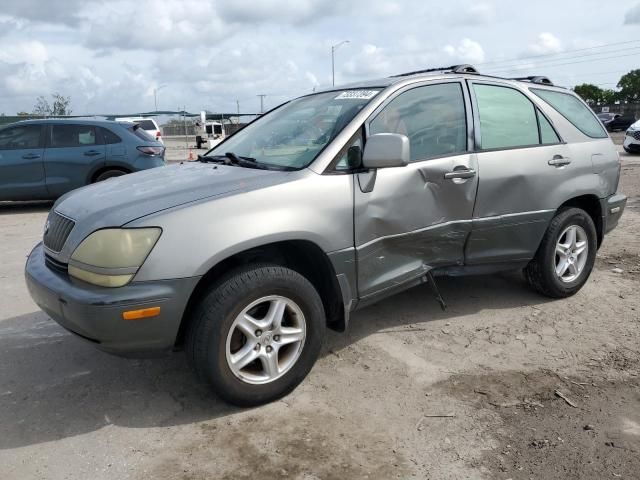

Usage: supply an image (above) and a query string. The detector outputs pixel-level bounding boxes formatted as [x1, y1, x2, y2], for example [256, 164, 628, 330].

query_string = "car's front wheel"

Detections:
[186, 265, 325, 406]
[524, 208, 597, 298]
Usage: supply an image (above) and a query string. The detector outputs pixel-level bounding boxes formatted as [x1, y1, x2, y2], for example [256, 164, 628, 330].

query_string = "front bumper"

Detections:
[601, 193, 627, 235]
[623, 134, 640, 152]
[25, 243, 200, 356]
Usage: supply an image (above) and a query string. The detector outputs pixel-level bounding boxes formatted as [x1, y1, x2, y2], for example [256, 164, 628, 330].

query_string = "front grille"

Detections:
[633, 131, 640, 141]
[44, 253, 69, 274]
[43, 211, 75, 253]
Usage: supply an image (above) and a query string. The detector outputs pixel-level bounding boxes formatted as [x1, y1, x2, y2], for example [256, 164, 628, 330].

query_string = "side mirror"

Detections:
[362, 133, 410, 169]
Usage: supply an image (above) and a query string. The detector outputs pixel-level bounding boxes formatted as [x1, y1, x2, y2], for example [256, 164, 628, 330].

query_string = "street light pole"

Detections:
[154, 84, 167, 112]
[331, 40, 349, 86]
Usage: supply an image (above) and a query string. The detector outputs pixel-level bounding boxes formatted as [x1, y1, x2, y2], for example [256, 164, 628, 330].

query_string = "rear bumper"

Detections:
[602, 193, 627, 235]
[25, 243, 199, 357]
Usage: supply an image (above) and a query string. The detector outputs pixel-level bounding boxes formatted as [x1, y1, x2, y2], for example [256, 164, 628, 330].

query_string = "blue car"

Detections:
[0, 119, 166, 201]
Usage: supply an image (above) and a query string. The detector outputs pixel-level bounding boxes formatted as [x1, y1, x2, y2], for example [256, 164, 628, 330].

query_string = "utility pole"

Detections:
[331, 40, 350, 86]
[257, 94, 266, 114]
[183, 105, 188, 151]
[236, 99, 240, 122]
[153, 84, 167, 112]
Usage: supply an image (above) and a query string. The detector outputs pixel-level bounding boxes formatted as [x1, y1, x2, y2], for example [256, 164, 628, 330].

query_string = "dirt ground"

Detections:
[0, 140, 638, 480]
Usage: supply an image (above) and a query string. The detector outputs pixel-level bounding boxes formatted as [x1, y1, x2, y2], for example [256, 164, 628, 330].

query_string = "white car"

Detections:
[115, 117, 163, 144]
[623, 120, 640, 154]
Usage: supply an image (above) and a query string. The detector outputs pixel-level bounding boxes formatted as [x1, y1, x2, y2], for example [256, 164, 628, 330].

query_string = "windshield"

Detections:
[207, 89, 381, 169]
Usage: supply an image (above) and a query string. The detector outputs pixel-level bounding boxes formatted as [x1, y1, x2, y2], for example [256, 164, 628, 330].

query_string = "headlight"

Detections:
[68, 228, 161, 287]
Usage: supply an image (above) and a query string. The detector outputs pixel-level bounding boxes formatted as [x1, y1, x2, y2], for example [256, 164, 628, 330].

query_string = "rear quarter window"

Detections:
[531, 89, 607, 139]
[136, 120, 157, 130]
[129, 124, 156, 142]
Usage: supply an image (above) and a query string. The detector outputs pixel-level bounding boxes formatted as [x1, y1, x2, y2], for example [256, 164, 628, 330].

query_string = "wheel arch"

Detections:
[556, 194, 603, 247]
[174, 239, 347, 349]
[89, 165, 131, 183]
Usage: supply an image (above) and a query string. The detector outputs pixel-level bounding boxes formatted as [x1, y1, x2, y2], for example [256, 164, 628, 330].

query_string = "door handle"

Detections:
[548, 155, 571, 167]
[84, 150, 101, 156]
[444, 168, 476, 180]
[22, 153, 41, 160]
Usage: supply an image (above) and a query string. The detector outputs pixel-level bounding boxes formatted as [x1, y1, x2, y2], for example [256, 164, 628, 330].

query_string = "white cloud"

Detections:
[624, 4, 640, 24]
[527, 32, 563, 55]
[443, 38, 485, 64]
[450, 3, 496, 25]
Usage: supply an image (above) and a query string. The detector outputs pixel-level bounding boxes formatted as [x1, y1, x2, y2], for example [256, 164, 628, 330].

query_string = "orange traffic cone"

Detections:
[188, 148, 194, 161]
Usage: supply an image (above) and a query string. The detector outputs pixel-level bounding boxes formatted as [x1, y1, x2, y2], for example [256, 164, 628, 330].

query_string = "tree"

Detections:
[601, 89, 619, 104]
[51, 93, 72, 116]
[16, 111, 30, 116]
[33, 96, 51, 116]
[573, 84, 603, 105]
[617, 69, 640, 102]
[32, 93, 72, 116]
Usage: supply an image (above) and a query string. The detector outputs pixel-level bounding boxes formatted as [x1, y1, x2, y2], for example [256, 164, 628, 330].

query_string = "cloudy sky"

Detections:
[1, 0, 639, 116]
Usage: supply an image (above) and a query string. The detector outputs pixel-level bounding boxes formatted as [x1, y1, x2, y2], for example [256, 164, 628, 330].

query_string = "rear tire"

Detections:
[186, 264, 325, 407]
[94, 169, 127, 182]
[524, 208, 597, 298]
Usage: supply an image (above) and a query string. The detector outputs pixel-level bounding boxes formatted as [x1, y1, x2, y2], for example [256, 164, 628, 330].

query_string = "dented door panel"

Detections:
[355, 153, 478, 297]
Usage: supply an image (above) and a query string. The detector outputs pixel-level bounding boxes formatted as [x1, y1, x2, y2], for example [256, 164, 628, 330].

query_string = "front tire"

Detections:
[524, 208, 597, 298]
[186, 265, 325, 406]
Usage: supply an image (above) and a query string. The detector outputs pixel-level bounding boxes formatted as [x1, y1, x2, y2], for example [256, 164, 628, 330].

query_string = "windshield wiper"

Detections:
[198, 152, 296, 171]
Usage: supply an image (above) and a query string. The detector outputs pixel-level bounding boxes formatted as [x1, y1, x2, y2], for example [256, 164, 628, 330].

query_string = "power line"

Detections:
[476, 39, 640, 67]
[486, 52, 640, 74]
[483, 46, 640, 71]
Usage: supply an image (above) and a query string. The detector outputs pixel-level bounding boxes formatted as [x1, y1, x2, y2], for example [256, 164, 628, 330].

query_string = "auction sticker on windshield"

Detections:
[335, 90, 379, 100]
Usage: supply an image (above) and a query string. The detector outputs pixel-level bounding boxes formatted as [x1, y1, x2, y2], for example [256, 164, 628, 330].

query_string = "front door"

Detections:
[43, 124, 106, 197]
[0, 124, 47, 201]
[354, 81, 478, 301]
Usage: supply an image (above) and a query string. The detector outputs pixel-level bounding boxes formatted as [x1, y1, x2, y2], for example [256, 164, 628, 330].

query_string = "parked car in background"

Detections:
[25, 65, 625, 406]
[604, 114, 636, 132]
[597, 112, 618, 126]
[115, 117, 163, 144]
[0, 119, 165, 201]
[623, 120, 640, 154]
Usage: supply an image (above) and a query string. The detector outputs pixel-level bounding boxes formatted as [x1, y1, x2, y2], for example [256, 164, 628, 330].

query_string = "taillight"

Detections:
[137, 146, 165, 156]
[156, 131, 162, 138]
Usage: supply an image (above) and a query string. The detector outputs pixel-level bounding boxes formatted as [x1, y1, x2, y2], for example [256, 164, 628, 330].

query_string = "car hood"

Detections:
[629, 120, 640, 130]
[54, 162, 291, 234]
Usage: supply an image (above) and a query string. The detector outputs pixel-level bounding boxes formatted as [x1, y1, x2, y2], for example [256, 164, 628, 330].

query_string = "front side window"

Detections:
[207, 89, 381, 170]
[370, 83, 467, 161]
[531, 88, 607, 138]
[0, 125, 42, 150]
[473, 84, 540, 149]
[51, 125, 97, 148]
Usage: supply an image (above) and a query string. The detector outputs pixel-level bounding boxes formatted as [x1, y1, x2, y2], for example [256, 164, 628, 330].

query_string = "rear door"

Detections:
[43, 124, 106, 197]
[0, 124, 47, 200]
[354, 81, 478, 301]
[465, 81, 573, 265]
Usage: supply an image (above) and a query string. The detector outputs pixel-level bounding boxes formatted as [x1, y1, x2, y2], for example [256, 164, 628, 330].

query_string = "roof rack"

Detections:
[511, 76, 554, 86]
[390, 64, 479, 78]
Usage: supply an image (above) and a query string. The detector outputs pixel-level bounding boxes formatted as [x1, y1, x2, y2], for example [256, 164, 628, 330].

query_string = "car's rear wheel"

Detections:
[94, 169, 127, 182]
[524, 208, 597, 298]
[186, 264, 325, 406]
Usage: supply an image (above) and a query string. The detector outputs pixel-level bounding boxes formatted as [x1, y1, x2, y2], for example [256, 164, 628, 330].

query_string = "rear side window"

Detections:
[101, 127, 122, 144]
[370, 82, 467, 161]
[129, 124, 155, 142]
[473, 84, 539, 149]
[0, 125, 42, 150]
[135, 120, 157, 130]
[539, 114, 560, 144]
[531, 89, 607, 138]
[51, 125, 98, 147]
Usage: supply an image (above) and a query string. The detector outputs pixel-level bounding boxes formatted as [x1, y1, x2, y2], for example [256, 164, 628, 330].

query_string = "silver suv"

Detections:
[26, 65, 627, 406]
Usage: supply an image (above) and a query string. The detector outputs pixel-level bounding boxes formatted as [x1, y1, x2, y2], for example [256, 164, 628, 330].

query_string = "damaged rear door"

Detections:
[354, 80, 478, 301]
